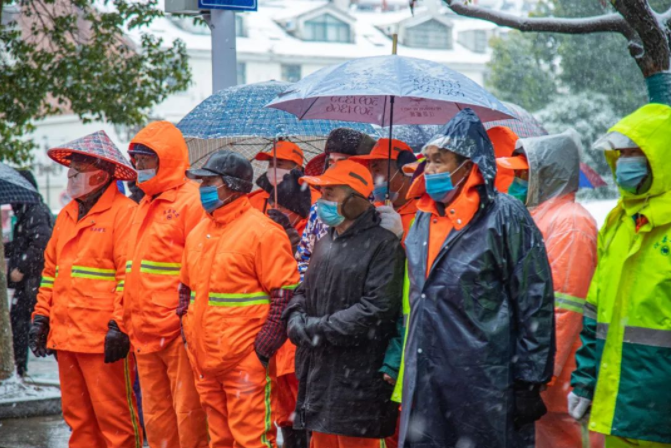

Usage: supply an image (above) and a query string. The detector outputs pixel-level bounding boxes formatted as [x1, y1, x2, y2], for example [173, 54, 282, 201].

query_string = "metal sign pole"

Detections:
[210, 9, 237, 93]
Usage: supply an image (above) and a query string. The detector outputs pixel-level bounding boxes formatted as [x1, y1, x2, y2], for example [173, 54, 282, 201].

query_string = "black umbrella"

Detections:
[0, 163, 40, 205]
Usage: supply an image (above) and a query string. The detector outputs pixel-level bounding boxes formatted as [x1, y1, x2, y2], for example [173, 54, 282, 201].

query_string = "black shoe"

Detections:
[280, 427, 308, 448]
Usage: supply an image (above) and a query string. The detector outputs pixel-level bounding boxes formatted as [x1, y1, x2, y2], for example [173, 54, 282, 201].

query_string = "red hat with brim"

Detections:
[48, 130, 137, 181]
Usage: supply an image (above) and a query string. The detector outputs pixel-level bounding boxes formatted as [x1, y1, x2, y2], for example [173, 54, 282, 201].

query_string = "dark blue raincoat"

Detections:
[399, 110, 555, 448]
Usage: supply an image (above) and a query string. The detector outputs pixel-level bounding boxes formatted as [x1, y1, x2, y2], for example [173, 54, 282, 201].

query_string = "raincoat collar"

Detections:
[210, 195, 251, 226]
[416, 166, 484, 231]
[520, 129, 581, 209]
[130, 121, 190, 197]
[423, 108, 497, 200]
[64, 182, 118, 222]
[330, 206, 380, 239]
[604, 104, 671, 228]
[397, 196, 418, 216]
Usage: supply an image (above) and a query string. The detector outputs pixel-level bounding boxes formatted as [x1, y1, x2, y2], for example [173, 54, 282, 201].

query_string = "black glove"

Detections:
[256, 351, 270, 369]
[287, 312, 312, 347]
[104, 320, 130, 364]
[513, 383, 547, 429]
[29, 315, 50, 357]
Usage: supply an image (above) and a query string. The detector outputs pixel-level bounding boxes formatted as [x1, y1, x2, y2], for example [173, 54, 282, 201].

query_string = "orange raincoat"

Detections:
[488, 126, 519, 193]
[515, 132, 601, 448]
[123, 121, 208, 448]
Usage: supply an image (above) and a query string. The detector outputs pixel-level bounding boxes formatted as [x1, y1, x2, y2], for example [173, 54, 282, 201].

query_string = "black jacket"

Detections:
[285, 207, 404, 438]
[6, 201, 54, 288]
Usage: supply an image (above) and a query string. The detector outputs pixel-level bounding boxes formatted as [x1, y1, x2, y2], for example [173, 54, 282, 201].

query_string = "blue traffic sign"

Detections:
[198, 0, 257, 11]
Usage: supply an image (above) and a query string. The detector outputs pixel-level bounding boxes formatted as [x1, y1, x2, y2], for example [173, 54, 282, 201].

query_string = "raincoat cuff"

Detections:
[379, 365, 399, 380]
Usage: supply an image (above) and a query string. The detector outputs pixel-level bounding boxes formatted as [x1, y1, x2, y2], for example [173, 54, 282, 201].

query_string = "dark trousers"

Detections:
[10, 279, 38, 376]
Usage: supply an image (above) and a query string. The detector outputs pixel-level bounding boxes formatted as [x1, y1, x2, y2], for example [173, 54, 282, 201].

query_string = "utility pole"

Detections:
[205, 9, 238, 93]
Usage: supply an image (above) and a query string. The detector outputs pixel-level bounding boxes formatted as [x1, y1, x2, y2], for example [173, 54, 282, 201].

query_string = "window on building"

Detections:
[404, 20, 452, 50]
[236, 15, 245, 37]
[473, 30, 488, 53]
[281, 64, 302, 83]
[304, 14, 351, 43]
[237, 63, 246, 85]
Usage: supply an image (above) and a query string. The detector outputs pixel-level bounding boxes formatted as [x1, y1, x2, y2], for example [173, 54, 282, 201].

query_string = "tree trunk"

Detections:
[0, 238, 15, 381]
[646, 72, 671, 105]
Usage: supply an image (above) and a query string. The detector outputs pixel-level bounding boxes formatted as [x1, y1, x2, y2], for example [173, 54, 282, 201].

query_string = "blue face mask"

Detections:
[373, 183, 399, 203]
[316, 199, 345, 227]
[199, 185, 224, 213]
[137, 168, 156, 184]
[616, 156, 649, 193]
[508, 177, 529, 204]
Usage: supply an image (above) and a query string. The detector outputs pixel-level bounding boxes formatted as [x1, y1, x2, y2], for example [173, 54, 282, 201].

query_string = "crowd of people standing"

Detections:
[11, 102, 671, 448]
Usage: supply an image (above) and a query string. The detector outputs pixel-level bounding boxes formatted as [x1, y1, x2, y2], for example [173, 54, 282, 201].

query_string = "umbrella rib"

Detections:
[299, 97, 320, 121]
[381, 96, 388, 128]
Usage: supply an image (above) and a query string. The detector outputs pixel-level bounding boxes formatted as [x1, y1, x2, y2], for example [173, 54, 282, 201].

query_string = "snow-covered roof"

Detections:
[129, 0, 496, 66]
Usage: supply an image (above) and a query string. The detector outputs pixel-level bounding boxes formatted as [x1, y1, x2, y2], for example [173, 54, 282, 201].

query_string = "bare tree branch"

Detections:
[443, 0, 633, 37]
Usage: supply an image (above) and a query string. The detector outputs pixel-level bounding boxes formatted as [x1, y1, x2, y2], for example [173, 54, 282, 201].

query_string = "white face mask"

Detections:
[267, 168, 291, 186]
[67, 167, 109, 199]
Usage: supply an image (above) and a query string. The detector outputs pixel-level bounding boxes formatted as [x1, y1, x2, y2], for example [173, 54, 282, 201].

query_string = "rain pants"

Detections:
[515, 131, 601, 448]
[34, 184, 142, 448]
[181, 196, 300, 448]
[488, 125, 520, 193]
[399, 109, 555, 448]
[571, 103, 671, 445]
[123, 121, 208, 448]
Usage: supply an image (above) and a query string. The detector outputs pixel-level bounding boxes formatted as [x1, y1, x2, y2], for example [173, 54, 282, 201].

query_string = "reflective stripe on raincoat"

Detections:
[34, 184, 136, 353]
[123, 121, 206, 354]
[571, 104, 671, 444]
[519, 131, 598, 414]
[180, 196, 300, 376]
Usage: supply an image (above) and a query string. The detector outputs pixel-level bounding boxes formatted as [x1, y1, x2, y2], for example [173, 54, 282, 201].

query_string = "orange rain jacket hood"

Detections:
[123, 121, 206, 354]
[518, 130, 598, 414]
[34, 184, 136, 353]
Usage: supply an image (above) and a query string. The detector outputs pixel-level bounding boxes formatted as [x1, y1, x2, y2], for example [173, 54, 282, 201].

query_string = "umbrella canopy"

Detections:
[485, 102, 548, 138]
[176, 81, 378, 168]
[266, 55, 514, 126]
[47, 130, 136, 181]
[0, 164, 40, 205]
[579, 162, 608, 189]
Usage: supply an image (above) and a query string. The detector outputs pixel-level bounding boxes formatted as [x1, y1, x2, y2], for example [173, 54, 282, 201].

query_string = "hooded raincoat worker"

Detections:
[248, 141, 305, 212]
[121, 121, 208, 448]
[284, 159, 404, 448]
[30, 131, 142, 448]
[399, 109, 555, 448]
[179, 150, 300, 448]
[570, 103, 671, 448]
[498, 131, 602, 448]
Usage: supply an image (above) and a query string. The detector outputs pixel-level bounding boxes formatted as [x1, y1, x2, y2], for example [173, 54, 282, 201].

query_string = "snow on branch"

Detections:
[444, 0, 633, 37]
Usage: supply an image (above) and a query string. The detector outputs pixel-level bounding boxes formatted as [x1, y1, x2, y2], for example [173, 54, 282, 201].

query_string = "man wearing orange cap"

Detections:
[284, 160, 404, 448]
[121, 122, 208, 448]
[498, 131, 601, 448]
[487, 126, 520, 193]
[30, 131, 142, 448]
[249, 140, 304, 212]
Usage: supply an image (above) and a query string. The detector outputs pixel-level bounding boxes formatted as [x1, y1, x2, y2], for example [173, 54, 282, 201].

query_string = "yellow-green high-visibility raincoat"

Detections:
[571, 103, 671, 444]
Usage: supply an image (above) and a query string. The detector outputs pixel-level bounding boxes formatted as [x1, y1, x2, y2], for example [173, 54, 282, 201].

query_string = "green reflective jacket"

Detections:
[571, 103, 671, 443]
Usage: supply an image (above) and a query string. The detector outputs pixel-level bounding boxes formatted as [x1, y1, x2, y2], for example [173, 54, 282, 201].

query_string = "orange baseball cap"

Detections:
[350, 138, 413, 164]
[299, 159, 374, 198]
[496, 155, 529, 170]
[254, 141, 304, 167]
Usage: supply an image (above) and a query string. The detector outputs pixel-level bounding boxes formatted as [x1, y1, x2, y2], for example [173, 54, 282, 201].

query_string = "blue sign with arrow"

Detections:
[198, 0, 257, 11]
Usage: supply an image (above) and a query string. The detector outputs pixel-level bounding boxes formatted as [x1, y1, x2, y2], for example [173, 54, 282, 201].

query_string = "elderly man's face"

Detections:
[424, 145, 471, 186]
[321, 185, 350, 203]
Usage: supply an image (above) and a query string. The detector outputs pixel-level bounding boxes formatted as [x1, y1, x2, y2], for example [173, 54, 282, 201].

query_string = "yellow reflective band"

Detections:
[116, 281, 125, 292]
[584, 303, 597, 320]
[623, 326, 671, 349]
[125, 261, 132, 273]
[208, 292, 269, 307]
[40, 276, 55, 288]
[190, 291, 196, 304]
[140, 260, 181, 276]
[71, 265, 116, 281]
[555, 292, 585, 314]
[281, 283, 300, 291]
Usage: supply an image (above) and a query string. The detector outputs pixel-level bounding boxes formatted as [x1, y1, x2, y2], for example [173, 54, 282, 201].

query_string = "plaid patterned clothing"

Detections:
[295, 203, 329, 282]
[254, 288, 295, 359]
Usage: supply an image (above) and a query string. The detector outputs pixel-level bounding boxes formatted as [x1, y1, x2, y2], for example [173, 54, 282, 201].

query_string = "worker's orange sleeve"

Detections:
[33, 214, 61, 320]
[111, 203, 136, 333]
[182, 191, 207, 237]
[254, 224, 300, 292]
[545, 225, 597, 378]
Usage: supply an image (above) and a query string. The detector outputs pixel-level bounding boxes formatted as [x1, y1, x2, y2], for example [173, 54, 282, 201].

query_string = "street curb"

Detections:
[0, 394, 62, 419]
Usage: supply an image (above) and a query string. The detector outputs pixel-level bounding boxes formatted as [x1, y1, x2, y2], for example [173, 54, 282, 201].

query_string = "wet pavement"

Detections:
[0, 415, 70, 448]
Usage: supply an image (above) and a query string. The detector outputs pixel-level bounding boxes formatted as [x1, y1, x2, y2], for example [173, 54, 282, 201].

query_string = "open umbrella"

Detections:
[177, 81, 377, 169]
[267, 55, 513, 199]
[0, 164, 40, 205]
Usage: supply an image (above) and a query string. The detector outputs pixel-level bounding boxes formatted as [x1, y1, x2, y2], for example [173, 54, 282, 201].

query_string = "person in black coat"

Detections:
[5, 170, 54, 376]
[284, 159, 404, 448]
